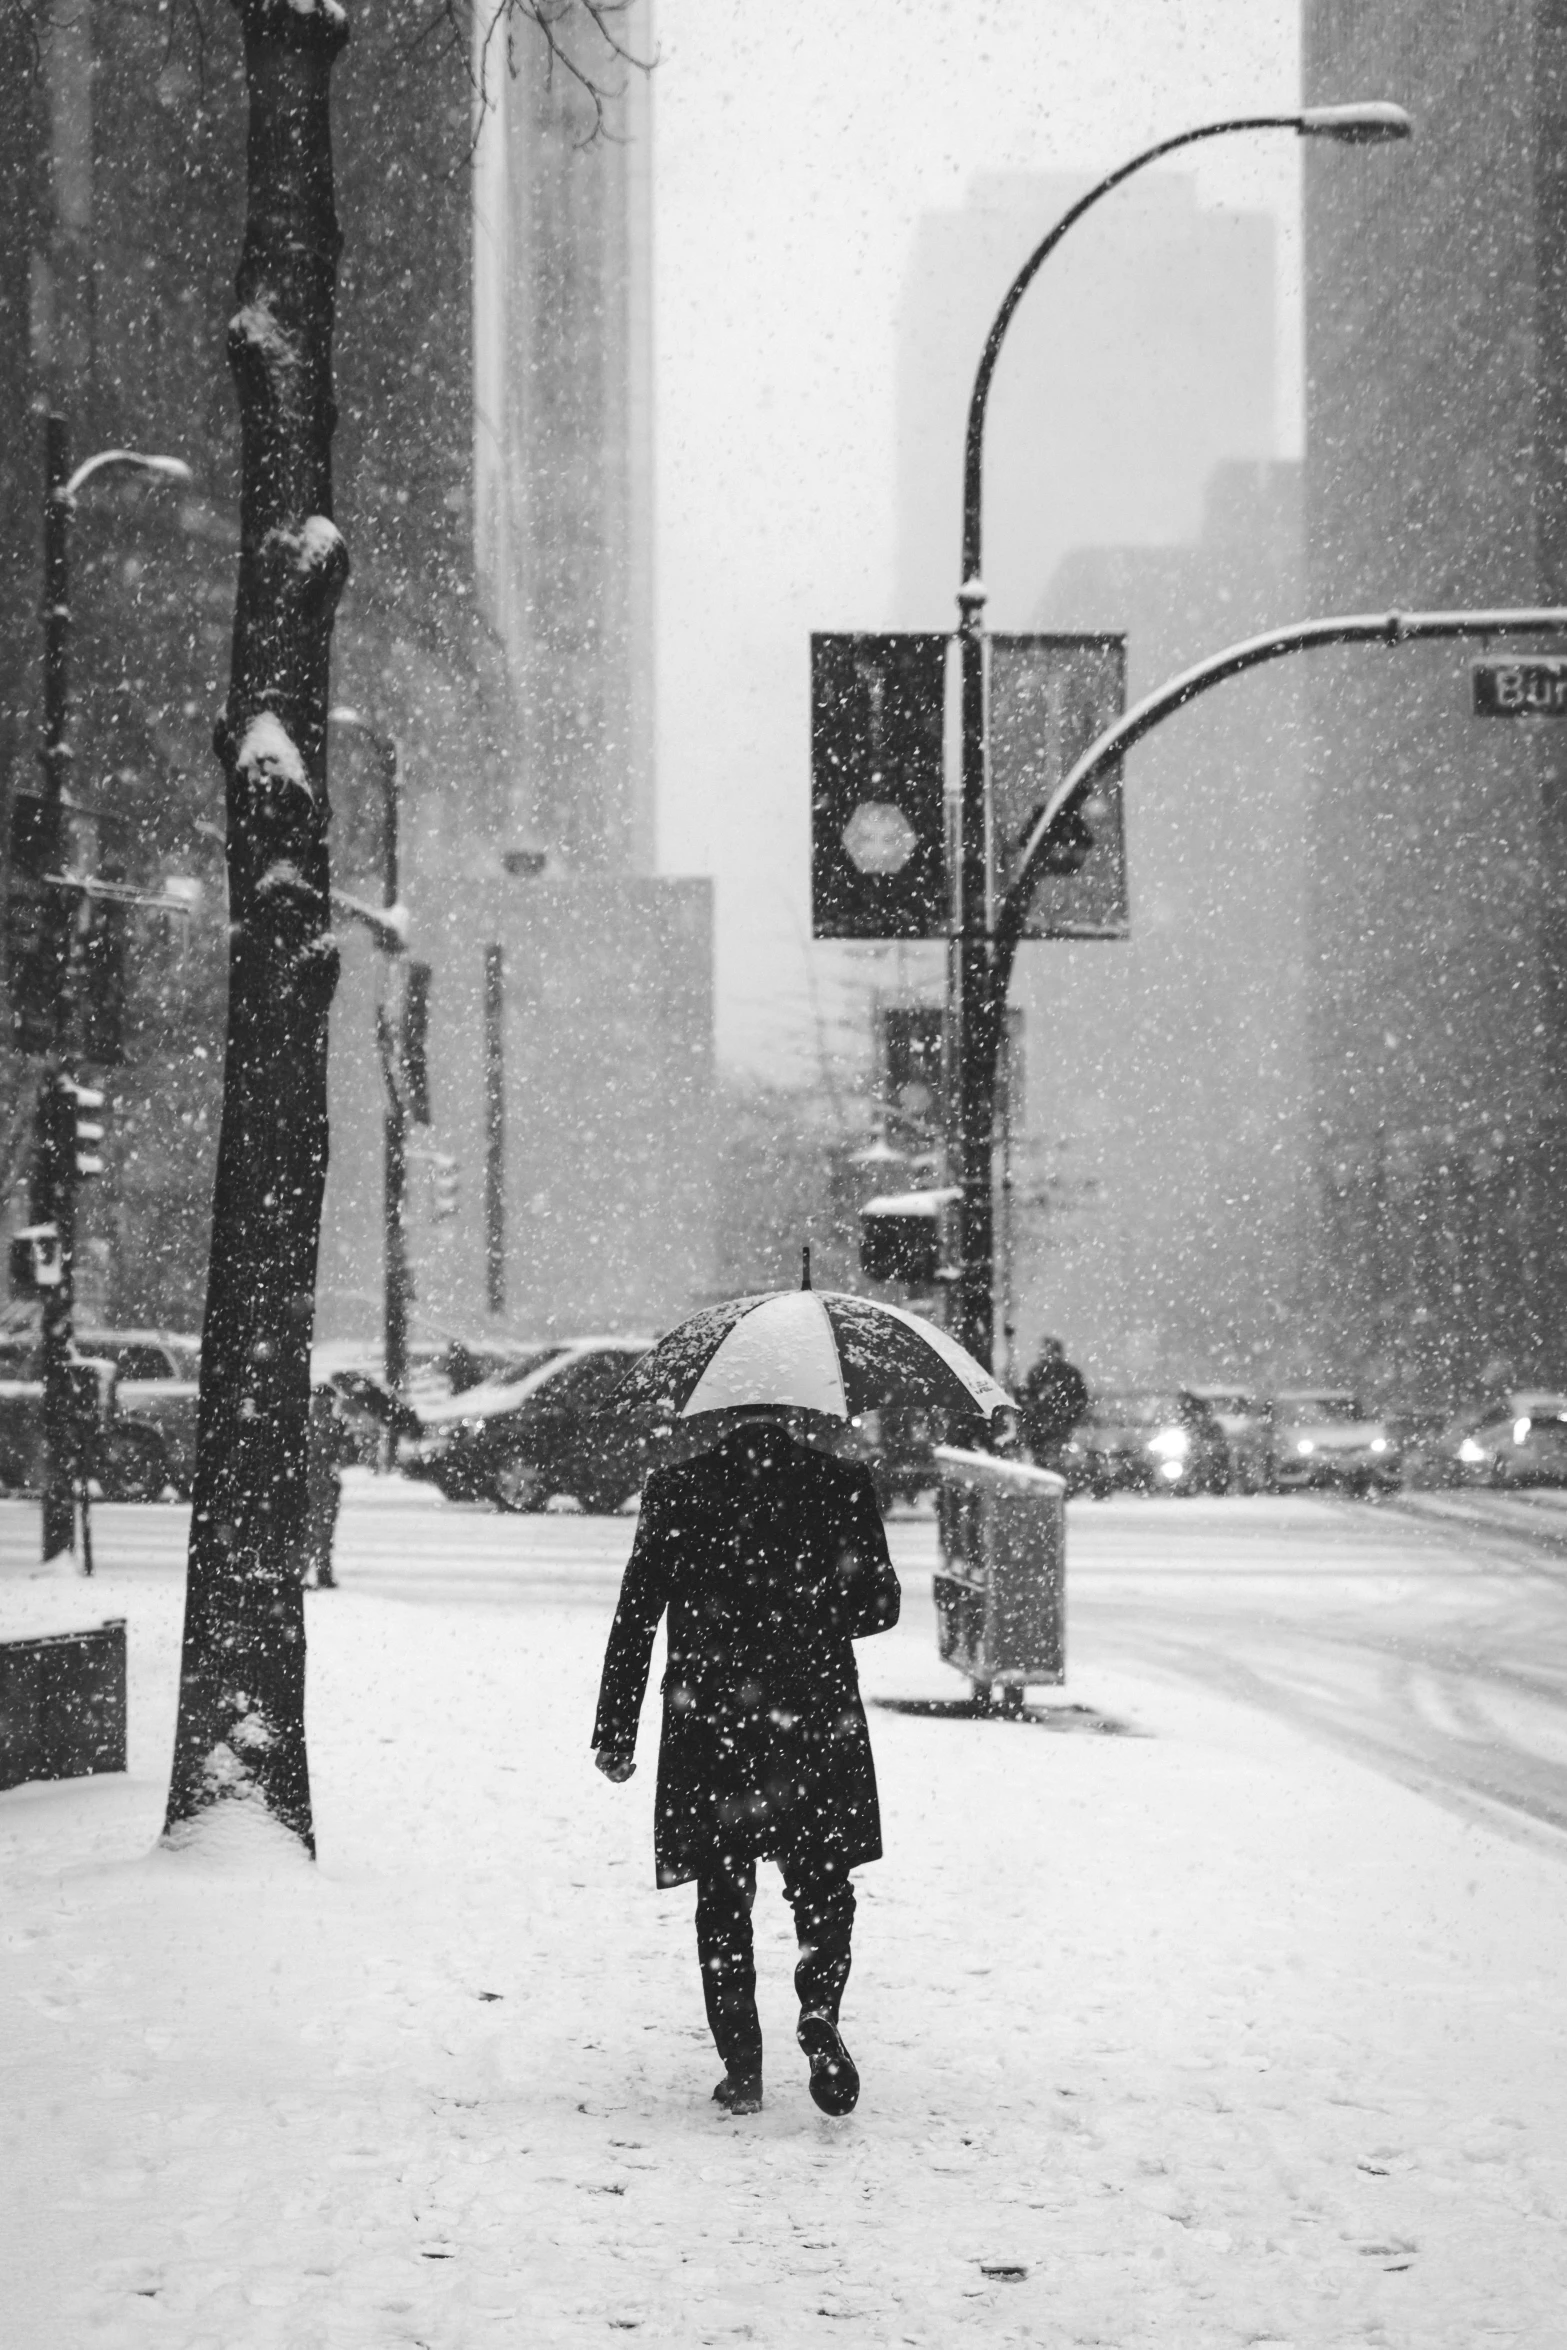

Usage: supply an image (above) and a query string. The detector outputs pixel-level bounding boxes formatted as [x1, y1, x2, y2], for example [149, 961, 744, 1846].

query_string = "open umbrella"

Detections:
[610, 1263, 1011, 1434]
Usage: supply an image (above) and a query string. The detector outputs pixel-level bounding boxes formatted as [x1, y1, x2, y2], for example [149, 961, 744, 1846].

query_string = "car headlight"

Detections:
[1514, 1417, 1531, 1445]
[1295, 1437, 1315, 1455]
[1458, 1437, 1486, 1465]
[1369, 1436, 1389, 1455]
[1147, 1429, 1189, 1461]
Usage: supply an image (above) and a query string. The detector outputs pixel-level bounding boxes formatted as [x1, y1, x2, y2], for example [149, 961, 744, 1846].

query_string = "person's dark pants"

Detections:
[302, 1481, 340, 1588]
[694, 1850, 856, 2079]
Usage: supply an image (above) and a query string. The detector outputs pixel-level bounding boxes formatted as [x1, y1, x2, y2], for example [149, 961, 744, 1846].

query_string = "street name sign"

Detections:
[1473, 658, 1567, 716]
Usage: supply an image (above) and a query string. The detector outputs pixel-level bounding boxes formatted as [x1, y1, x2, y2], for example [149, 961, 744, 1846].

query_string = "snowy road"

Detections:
[14, 1479, 1567, 1850]
[1069, 1488, 1567, 1851]
[6, 1484, 1567, 2347]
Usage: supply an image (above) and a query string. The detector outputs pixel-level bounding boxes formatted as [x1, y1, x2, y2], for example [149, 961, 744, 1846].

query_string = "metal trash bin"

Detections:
[932, 1446, 1065, 1708]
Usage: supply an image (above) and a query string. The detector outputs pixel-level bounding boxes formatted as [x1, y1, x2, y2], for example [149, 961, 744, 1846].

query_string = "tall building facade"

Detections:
[895, 171, 1276, 629]
[890, 171, 1297, 1385]
[1302, 1, 1567, 1398]
[2, 0, 714, 1349]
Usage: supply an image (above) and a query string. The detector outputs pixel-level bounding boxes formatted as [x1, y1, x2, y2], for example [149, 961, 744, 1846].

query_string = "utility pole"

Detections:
[36, 415, 78, 1560]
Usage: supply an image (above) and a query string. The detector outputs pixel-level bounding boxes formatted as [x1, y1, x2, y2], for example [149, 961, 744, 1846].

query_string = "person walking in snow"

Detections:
[301, 1381, 352, 1589]
[592, 1418, 900, 2118]
[1019, 1335, 1089, 1465]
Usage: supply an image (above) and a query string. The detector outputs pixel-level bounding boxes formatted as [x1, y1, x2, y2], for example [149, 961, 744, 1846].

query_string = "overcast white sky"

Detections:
[650, 0, 1304, 1077]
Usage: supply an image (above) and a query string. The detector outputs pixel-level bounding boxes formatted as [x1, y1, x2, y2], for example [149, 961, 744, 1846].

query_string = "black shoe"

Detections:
[797, 2011, 859, 2115]
[712, 2070, 763, 2115]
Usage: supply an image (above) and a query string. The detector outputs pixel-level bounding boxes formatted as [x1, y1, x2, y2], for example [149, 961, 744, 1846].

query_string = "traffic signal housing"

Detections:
[431, 1152, 459, 1221]
[64, 1080, 106, 1178]
[9, 1223, 63, 1296]
[859, 1187, 957, 1289]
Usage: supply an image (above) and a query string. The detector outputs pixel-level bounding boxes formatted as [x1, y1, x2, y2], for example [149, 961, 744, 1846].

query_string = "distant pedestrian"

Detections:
[593, 1420, 901, 2118]
[1019, 1336, 1089, 1463]
[302, 1382, 352, 1589]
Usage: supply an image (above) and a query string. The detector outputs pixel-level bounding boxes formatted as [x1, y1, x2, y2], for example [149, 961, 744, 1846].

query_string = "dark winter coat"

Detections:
[592, 1429, 901, 1888]
[1020, 1355, 1089, 1450]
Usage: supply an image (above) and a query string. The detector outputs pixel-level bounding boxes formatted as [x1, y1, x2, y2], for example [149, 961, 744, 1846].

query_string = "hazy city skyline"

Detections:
[651, 0, 1302, 1074]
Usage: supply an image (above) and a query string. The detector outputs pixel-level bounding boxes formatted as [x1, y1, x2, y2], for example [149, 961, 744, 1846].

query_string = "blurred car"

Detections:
[1185, 1385, 1274, 1492]
[405, 1336, 653, 1511]
[855, 1402, 969, 1510]
[1451, 1392, 1567, 1488]
[1081, 1390, 1230, 1497]
[1271, 1389, 1399, 1494]
[78, 1329, 201, 1496]
[1388, 1404, 1475, 1489]
[0, 1327, 188, 1500]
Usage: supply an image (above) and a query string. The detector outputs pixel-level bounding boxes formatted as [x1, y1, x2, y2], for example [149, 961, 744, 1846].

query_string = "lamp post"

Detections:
[949, 102, 1412, 1371]
[33, 415, 190, 1563]
[327, 707, 409, 1409]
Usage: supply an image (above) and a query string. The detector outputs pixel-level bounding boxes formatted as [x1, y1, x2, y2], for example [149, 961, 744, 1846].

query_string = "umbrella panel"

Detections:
[610, 1288, 1010, 1428]
[820, 1292, 1006, 1419]
[610, 1292, 769, 1420]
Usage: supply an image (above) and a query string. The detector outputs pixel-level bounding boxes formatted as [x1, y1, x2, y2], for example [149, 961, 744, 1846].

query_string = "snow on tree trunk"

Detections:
[164, 0, 350, 1855]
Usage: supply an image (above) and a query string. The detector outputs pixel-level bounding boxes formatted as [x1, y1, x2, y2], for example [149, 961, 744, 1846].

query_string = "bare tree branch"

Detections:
[416, 0, 655, 156]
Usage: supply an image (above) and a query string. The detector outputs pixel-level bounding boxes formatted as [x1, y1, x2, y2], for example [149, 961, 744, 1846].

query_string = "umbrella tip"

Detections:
[800, 1244, 812, 1291]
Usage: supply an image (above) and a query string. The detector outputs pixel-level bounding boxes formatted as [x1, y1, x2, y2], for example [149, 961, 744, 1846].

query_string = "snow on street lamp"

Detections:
[950, 103, 1411, 1371]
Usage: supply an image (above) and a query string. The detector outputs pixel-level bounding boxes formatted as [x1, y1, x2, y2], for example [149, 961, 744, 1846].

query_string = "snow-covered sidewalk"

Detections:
[4, 1497, 1567, 2348]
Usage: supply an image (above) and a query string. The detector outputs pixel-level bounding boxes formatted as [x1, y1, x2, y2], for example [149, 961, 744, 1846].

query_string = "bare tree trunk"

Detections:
[164, 0, 349, 1854]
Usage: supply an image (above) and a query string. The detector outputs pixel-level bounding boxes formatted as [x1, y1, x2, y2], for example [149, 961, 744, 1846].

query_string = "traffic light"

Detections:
[5, 792, 65, 1054]
[882, 1006, 946, 1140]
[431, 1152, 459, 1220]
[69, 1082, 106, 1177]
[44, 1076, 106, 1181]
[858, 1189, 954, 1289]
[9, 1223, 62, 1297]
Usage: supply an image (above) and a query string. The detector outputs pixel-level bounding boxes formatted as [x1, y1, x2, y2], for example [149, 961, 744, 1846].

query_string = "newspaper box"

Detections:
[932, 1446, 1064, 1704]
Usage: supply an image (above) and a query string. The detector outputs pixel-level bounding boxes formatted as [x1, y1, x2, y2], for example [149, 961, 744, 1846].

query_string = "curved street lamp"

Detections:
[949, 102, 1412, 1371]
[327, 705, 412, 1411]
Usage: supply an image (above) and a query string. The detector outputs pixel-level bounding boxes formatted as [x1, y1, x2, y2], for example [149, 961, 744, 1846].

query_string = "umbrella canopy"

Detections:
[611, 1288, 1012, 1427]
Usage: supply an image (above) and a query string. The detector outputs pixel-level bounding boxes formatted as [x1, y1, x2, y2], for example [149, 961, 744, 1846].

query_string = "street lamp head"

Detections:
[1297, 101, 1412, 144]
[62, 447, 193, 501]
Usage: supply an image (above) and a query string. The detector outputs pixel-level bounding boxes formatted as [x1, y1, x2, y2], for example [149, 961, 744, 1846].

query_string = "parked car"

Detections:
[1451, 1392, 1567, 1488]
[405, 1337, 653, 1511]
[1271, 1389, 1400, 1494]
[1081, 1390, 1230, 1497]
[1185, 1385, 1274, 1492]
